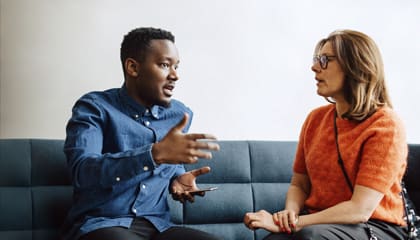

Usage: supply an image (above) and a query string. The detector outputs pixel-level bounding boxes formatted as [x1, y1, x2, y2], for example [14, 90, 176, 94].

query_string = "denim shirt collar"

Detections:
[119, 85, 163, 120]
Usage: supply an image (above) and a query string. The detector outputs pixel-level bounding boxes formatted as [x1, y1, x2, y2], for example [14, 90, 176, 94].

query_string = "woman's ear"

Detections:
[125, 58, 139, 77]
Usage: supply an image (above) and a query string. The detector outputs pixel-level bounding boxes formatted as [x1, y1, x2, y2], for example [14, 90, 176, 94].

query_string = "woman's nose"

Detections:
[311, 63, 320, 73]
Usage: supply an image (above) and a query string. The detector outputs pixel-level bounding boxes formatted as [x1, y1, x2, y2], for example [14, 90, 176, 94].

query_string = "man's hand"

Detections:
[152, 113, 220, 164]
[171, 166, 211, 203]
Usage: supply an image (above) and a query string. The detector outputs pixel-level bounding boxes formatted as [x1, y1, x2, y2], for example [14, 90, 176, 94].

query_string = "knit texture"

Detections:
[293, 104, 407, 225]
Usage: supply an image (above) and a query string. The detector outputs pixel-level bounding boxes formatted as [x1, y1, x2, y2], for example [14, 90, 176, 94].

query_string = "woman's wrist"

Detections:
[291, 215, 299, 232]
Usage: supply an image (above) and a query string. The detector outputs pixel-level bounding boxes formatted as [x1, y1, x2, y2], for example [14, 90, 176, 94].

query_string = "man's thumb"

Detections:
[173, 113, 189, 131]
[190, 166, 211, 177]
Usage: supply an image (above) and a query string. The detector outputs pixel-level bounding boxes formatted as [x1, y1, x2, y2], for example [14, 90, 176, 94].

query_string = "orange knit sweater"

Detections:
[293, 104, 408, 225]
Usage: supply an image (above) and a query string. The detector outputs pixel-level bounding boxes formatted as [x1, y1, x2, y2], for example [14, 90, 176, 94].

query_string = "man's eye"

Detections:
[160, 63, 170, 68]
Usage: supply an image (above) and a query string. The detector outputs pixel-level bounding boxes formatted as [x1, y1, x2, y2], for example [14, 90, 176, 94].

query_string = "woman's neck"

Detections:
[335, 100, 350, 119]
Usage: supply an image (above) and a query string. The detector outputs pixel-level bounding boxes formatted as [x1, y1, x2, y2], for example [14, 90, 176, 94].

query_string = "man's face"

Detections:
[127, 39, 180, 107]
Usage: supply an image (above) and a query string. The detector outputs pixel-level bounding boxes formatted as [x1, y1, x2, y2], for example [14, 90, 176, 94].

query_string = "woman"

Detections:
[244, 30, 408, 239]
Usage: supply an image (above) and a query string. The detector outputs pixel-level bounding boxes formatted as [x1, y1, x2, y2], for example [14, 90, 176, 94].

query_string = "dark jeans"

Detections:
[79, 218, 221, 240]
[263, 220, 407, 240]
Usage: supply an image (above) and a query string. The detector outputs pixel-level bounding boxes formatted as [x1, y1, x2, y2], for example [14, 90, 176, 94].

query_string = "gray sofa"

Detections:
[0, 139, 419, 240]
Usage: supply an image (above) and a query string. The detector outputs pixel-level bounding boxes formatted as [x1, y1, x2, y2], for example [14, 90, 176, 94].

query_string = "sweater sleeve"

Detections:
[293, 112, 312, 174]
[355, 110, 408, 193]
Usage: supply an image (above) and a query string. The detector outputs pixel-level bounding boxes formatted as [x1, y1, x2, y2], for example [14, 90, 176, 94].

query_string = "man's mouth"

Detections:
[163, 84, 175, 96]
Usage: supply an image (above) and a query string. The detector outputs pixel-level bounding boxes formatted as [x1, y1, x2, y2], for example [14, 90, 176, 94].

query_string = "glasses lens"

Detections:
[319, 55, 327, 69]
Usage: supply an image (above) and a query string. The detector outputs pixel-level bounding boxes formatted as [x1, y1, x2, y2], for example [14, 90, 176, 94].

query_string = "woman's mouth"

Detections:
[315, 77, 324, 85]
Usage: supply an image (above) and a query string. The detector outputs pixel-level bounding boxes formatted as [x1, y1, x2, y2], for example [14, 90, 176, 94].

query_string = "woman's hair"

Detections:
[315, 29, 392, 121]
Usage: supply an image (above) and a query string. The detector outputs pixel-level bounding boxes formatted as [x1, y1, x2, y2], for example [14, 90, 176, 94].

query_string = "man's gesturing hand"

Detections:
[171, 166, 211, 203]
[152, 113, 220, 164]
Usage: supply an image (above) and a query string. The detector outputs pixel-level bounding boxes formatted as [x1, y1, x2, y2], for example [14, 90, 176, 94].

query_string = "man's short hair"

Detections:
[120, 27, 175, 74]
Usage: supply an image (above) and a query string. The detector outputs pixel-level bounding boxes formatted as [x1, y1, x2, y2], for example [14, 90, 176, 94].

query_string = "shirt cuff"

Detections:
[150, 143, 160, 169]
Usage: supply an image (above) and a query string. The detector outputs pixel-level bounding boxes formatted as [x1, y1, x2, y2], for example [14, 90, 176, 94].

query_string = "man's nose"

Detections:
[169, 67, 179, 80]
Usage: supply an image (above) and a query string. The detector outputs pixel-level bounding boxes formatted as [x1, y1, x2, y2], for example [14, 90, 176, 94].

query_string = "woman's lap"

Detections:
[263, 220, 406, 240]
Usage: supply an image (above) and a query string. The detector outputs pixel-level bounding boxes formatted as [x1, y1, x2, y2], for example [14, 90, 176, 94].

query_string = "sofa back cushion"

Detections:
[169, 141, 296, 240]
[0, 139, 72, 240]
[406, 144, 420, 213]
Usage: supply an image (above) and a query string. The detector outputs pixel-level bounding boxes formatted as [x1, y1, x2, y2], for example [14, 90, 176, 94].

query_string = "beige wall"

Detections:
[1, 0, 420, 142]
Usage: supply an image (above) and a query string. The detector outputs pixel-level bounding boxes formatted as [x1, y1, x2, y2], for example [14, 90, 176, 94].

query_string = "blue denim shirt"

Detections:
[62, 86, 192, 240]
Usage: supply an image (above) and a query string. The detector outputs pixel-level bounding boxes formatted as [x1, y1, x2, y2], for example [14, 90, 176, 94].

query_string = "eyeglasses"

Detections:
[313, 54, 336, 69]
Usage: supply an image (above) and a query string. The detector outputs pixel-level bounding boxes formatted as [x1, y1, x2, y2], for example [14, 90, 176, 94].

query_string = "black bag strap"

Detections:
[333, 111, 353, 191]
[334, 112, 378, 240]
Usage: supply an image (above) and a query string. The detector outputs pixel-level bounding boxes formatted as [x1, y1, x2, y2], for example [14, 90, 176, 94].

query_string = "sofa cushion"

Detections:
[0, 139, 73, 240]
[179, 141, 296, 239]
[0, 139, 31, 186]
[406, 144, 420, 213]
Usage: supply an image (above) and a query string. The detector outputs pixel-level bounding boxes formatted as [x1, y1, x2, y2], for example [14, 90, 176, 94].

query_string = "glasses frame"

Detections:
[313, 54, 336, 69]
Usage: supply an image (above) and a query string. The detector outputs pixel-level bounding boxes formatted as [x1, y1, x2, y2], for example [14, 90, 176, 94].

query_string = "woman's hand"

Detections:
[273, 210, 300, 234]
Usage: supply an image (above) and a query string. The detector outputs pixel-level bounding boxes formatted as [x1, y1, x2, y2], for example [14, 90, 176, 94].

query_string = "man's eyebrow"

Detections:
[161, 56, 180, 64]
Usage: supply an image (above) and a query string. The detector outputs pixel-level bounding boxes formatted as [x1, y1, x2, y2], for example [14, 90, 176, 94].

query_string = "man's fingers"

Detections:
[189, 166, 211, 177]
[192, 141, 220, 151]
[188, 149, 212, 160]
[186, 133, 218, 141]
[181, 148, 217, 163]
[172, 191, 181, 201]
[185, 141, 220, 160]
[186, 194, 195, 203]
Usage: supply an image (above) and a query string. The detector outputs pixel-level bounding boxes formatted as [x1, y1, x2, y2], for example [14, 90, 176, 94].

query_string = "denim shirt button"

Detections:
[144, 121, 150, 126]
[116, 177, 120, 182]
[143, 166, 149, 171]
[142, 184, 146, 189]
[132, 208, 137, 214]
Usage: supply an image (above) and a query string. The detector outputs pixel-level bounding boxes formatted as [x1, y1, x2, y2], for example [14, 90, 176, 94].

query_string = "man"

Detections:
[61, 27, 221, 240]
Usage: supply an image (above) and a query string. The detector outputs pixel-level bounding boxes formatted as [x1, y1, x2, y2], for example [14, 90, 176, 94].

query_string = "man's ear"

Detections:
[125, 58, 139, 77]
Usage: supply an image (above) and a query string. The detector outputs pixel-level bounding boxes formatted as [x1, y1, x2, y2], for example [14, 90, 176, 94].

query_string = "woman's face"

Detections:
[311, 41, 346, 102]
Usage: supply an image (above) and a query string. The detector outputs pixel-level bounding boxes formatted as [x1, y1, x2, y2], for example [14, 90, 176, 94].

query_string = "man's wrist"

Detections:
[151, 143, 163, 165]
